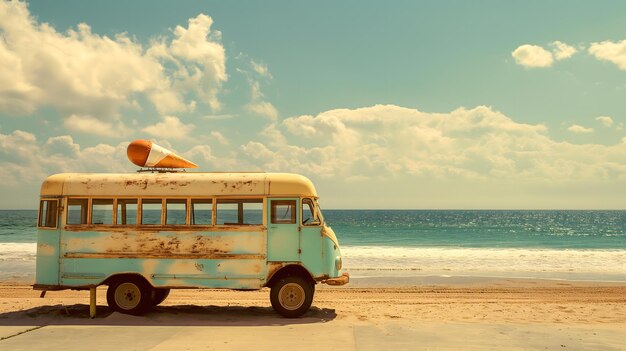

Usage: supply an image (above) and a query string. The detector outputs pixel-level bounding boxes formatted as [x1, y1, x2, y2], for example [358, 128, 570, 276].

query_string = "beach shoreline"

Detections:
[2, 279, 626, 323]
[1, 279, 625, 349]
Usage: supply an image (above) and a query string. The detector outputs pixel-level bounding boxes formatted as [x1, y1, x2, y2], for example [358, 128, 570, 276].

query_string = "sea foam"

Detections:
[341, 245, 626, 281]
[0, 242, 36, 261]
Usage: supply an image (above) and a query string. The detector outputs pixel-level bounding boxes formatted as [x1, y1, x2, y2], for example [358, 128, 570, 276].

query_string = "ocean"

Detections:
[1, 210, 625, 283]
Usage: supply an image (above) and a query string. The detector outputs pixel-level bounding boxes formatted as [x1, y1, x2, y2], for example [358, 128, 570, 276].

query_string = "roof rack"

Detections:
[136, 168, 187, 173]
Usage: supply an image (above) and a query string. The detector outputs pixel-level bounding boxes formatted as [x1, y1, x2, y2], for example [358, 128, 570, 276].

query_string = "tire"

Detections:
[106, 276, 152, 315]
[270, 276, 315, 318]
[151, 288, 170, 306]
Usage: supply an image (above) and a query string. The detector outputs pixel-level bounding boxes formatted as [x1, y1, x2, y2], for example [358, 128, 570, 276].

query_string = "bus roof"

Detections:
[40, 172, 318, 198]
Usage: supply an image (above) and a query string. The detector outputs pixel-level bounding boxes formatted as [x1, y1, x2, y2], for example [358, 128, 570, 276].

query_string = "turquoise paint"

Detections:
[35, 229, 60, 285]
[59, 257, 265, 289]
[36, 197, 345, 290]
[322, 236, 341, 277]
[300, 225, 324, 276]
[59, 230, 265, 254]
[266, 198, 300, 262]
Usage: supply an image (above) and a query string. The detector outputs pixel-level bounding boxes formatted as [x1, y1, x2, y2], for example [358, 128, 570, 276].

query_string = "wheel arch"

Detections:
[265, 264, 315, 288]
[102, 272, 153, 287]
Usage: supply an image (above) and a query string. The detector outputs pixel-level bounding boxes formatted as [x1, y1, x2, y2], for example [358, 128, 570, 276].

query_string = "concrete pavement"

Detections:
[1, 304, 625, 350]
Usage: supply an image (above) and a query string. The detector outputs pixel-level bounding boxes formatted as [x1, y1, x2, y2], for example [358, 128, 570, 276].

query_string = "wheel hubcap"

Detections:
[278, 283, 305, 310]
[114, 282, 141, 310]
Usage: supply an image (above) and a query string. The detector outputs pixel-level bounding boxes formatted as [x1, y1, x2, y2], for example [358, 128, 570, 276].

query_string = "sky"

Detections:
[1, 0, 626, 209]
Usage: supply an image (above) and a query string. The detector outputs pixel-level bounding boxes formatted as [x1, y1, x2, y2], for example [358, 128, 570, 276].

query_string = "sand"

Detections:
[0, 279, 625, 350]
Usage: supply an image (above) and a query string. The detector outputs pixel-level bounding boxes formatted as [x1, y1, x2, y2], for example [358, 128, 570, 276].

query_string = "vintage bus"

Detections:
[34, 172, 348, 318]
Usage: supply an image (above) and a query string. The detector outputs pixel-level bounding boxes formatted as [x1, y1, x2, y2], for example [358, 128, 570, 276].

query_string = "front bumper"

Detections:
[324, 272, 349, 286]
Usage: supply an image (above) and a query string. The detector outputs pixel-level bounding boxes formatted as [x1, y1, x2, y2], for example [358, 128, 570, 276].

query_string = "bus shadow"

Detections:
[0, 304, 337, 327]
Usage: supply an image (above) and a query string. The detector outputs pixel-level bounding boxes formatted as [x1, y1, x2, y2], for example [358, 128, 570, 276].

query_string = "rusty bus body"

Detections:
[34, 172, 348, 317]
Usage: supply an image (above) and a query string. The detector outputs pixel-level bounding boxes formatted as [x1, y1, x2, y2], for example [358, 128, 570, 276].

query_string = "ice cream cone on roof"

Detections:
[127, 140, 198, 169]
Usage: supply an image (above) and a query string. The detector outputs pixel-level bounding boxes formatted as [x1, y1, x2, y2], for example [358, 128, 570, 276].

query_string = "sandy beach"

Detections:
[1, 279, 625, 350]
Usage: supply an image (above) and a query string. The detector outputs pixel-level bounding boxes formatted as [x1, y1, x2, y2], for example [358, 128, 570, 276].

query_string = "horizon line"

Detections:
[1, 208, 625, 211]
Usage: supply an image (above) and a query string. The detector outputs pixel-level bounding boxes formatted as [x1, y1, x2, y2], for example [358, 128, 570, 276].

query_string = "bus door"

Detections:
[299, 198, 324, 275]
[267, 198, 300, 261]
[36, 198, 61, 286]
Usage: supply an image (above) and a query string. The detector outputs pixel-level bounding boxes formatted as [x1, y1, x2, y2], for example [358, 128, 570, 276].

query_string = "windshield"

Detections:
[302, 198, 322, 226]
[314, 200, 324, 223]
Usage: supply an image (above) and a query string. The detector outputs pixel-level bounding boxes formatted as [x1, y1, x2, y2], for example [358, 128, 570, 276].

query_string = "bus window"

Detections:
[243, 200, 263, 225]
[116, 199, 138, 225]
[271, 200, 296, 224]
[302, 198, 320, 226]
[191, 199, 213, 225]
[216, 199, 263, 225]
[166, 199, 187, 225]
[92, 199, 113, 225]
[141, 199, 162, 225]
[67, 198, 89, 225]
[38, 200, 58, 228]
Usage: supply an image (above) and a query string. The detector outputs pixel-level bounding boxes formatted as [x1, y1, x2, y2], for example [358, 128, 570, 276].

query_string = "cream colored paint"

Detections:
[215, 260, 262, 275]
[63, 231, 264, 255]
[40, 172, 317, 198]
[164, 260, 198, 275]
[37, 243, 55, 256]
[145, 143, 172, 167]
[141, 259, 159, 275]
[321, 226, 340, 246]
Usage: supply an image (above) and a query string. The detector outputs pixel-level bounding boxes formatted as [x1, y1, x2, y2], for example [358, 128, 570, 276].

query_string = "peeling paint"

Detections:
[63, 230, 263, 256]
[216, 260, 262, 275]
[40, 172, 318, 198]
[36, 172, 348, 293]
[266, 262, 283, 281]
[165, 260, 198, 275]
[37, 243, 55, 256]
[142, 259, 158, 274]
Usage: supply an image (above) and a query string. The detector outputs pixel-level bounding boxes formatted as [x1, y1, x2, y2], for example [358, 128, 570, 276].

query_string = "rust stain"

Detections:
[252, 262, 261, 274]
[63, 228, 264, 259]
[266, 262, 283, 281]
[64, 252, 265, 259]
[154, 179, 191, 189]
[63, 225, 264, 233]
[124, 179, 149, 189]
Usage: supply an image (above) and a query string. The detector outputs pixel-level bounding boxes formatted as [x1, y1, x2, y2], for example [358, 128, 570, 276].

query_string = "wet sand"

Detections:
[1, 279, 625, 350]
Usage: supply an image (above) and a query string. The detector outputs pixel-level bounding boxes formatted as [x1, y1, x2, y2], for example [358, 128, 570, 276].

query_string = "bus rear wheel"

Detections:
[151, 288, 170, 306]
[270, 276, 314, 318]
[106, 277, 152, 315]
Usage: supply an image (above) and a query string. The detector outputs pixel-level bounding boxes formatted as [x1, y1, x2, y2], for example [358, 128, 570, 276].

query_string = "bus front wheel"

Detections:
[270, 276, 314, 318]
[106, 277, 152, 315]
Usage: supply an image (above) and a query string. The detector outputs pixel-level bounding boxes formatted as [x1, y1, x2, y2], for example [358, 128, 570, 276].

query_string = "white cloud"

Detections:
[242, 105, 626, 187]
[0, 1, 227, 123]
[163, 14, 227, 111]
[141, 116, 195, 140]
[595, 116, 613, 127]
[45, 135, 80, 156]
[551, 41, 578, 60]
[64, 114, 131, 137]
[512, 44, 554, 68]
[567, 124, 594, 134]
[2, 104, 626, 209]
[169, 15, 222, 61]
[244, 79, 278, 120]
[209, 131, 229, 145]
[588, 40, 626, 70]
[203, 114, 235, 120]
[0, 131, 131, 186]
[246, 101, 278, 120]
[251, 60, 272, 78]
[183, 145, 215, 162]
